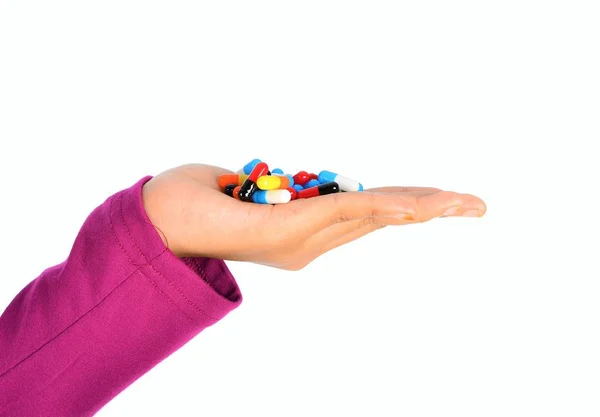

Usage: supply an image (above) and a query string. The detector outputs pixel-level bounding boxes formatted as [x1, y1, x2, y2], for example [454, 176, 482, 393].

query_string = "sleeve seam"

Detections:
[0, 194, 206, 379]
[0, 196, 140, 379]
[115, 191, 219, 322]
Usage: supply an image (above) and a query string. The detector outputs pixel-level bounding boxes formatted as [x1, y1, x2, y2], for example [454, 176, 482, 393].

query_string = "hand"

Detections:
[142, 164, 486, 270]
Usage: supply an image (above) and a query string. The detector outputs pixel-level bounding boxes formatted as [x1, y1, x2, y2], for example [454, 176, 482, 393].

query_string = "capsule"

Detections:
[224, 183, 237, 197]
[297, 181, 339, 199]
[287, 187, 297, 200]
[308, 173, 318, 180]
[252, 189, 292, 204]
[292, 171, 310, 186]
[305, 179, 320, 188]
[256, 175, 293, 190]
[239, 162, 269, 202]
[236, 158, 262, 175]
[318, 170, 363, 192]
[218, 174, 248, 189]
[271, 168, 284, 175]
[232, 186, 242, 200]
[293, 184, 304, 192]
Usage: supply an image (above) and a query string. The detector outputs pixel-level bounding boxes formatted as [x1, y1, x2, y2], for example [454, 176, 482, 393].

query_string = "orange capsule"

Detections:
[218, 174, 248, 189]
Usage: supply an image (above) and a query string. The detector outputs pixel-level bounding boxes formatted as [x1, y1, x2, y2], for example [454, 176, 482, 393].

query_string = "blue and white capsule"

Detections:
[237, 159, 262, 174]
[271, 168, 284, 175]
[252, 189, 292, 204]
[318, 170, 363, 192]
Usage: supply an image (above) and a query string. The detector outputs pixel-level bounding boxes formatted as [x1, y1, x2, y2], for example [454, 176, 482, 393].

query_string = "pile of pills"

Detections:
[218, 158, 363, 204]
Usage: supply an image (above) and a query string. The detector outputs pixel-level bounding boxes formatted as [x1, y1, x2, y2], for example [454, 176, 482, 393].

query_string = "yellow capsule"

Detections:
[256, 175, 292, 190]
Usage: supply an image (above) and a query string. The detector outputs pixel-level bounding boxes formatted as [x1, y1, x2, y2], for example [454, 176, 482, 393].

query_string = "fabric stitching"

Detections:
[0, 196, 137, 379]
[109, 194, 202, 324]
[117, 193, 219, 322]
[0, 194, 186, 380]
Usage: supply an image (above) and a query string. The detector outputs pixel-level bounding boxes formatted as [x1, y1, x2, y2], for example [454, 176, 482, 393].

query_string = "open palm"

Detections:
[142, 164, 486, 270]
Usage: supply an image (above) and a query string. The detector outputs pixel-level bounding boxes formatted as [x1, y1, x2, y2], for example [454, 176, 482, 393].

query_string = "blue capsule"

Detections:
[285, 174, 295, 187]
[293, 184, 304, 192]
[318, 170, 363, 192]
[240, 159, 262, 175]
[305, 179, 320, 188]
[271, 168, 284, 175]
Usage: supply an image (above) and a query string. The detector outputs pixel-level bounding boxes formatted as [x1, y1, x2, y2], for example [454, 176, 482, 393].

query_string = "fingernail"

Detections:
[441, 206, 461, 217]
[462, 209, 482, 217]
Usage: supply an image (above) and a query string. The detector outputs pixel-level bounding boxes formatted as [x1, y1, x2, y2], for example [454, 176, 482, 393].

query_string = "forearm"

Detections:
[0, 177, 242, 417]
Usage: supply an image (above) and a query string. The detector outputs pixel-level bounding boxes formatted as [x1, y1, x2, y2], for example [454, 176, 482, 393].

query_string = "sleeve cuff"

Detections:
[109, 176, 242, 324]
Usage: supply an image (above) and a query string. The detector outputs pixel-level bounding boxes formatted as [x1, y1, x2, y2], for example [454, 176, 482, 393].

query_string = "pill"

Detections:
[232, 186, 242, 200]
[287, 187, 297, 200]
[272, 168, 284, 175]
[305, 179, 320, 188]
[318, 170, 363, 192]
[237, 159, 262, 175]
[252, 189, 292, 204]
[297, 181, 340, 199]
[257, 175, 293, 190]
[218, 174, 248, 189]
[293, 184, 304, 192]
[238, 162, 269, 202]
[224, 183, 237, 197]
[292, 171, 310, 186]
[308, 173, 318, 180]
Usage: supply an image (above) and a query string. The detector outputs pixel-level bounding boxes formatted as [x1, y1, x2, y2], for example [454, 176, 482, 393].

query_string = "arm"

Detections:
[1, 163, 485, 417]
[0, 176, 242, 417]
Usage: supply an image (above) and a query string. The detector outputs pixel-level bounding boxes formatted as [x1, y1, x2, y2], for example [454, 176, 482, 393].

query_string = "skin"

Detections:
[142, 164, 487, 270]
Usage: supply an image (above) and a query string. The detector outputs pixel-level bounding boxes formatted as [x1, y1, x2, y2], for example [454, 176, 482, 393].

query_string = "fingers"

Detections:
[288, 192, 417, 236]
[366, 186, 442, 195]
[413, 191, 487, 221]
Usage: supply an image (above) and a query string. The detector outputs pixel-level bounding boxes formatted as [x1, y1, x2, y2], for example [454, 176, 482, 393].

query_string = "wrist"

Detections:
[142, 180, 182, 257]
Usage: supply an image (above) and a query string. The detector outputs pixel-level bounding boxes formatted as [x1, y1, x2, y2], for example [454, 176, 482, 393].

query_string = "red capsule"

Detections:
[233, 186, 242, 200]
[287, 187, 297, 200]
[308, 173, 318, 180]
[293, 171, 310, 186]
[248, 162, 269, 182]
[297, 181, 340, 199]
[239, 162, 269, 202]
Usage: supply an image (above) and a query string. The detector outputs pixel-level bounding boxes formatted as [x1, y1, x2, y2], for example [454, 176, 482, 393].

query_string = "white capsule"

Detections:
[318, 170, 363, 192]
[252, 189, 292, 204]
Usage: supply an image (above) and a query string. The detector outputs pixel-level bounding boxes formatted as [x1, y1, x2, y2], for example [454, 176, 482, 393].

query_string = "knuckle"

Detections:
[358, 216, 377, 228]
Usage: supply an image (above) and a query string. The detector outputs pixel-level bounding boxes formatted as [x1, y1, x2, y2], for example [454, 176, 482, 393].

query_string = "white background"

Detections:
[1, 1, 599, 416]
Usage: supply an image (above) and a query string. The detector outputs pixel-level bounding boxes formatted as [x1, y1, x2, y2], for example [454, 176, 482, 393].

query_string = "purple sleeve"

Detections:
[0, 177, 242, 417]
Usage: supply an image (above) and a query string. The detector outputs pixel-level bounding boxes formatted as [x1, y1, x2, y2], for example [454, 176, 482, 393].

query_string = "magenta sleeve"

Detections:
[0, 177, 242, 417]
